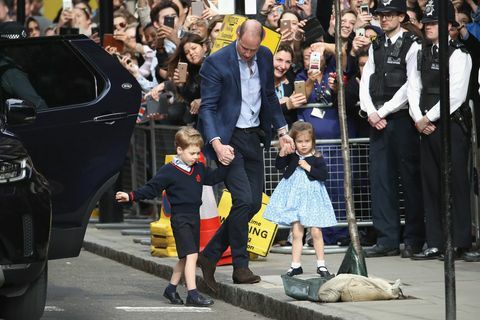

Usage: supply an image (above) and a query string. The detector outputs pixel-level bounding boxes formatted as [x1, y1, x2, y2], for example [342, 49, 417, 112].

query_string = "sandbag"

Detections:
[318, 274, 402, 302]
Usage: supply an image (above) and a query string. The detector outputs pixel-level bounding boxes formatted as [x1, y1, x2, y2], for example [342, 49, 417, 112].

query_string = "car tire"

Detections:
[0, 264, 48, 320]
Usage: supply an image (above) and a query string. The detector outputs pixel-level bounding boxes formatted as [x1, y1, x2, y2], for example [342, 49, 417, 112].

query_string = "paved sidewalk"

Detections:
[83, 224, 480, 320]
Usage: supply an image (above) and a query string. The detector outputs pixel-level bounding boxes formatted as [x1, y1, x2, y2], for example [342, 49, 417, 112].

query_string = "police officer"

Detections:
[407, 0, 473, 260]
[359, 0, 425, 258]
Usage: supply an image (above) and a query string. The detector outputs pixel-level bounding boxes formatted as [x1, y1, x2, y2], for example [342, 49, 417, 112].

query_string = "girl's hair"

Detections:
[167, 33, 207, 78]
[289, 121, 316, 153]
[175, 126, 204, 150]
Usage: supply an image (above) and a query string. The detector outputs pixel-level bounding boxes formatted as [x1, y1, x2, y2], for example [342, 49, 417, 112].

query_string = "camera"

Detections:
[360, 4, 370, 15]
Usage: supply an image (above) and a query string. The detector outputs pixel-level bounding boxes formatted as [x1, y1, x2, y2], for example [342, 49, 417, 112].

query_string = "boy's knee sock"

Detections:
[187, 289, 199, 299]
[165, 283, 177, 294]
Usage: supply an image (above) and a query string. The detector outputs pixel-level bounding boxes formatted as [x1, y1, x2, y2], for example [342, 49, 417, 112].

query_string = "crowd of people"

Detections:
[2, 0, 480, 307]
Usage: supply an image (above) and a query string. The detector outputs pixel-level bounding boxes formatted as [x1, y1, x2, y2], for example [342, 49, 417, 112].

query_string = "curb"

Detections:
[83, 240, 356, 320]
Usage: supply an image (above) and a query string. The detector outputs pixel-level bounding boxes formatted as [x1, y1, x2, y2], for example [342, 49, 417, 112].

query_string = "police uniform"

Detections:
[359, 0, 425, 257]
[407, 0, 473, 259]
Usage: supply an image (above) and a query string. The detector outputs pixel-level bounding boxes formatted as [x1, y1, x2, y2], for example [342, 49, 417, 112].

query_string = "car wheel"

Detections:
[0, 264, 48, 320]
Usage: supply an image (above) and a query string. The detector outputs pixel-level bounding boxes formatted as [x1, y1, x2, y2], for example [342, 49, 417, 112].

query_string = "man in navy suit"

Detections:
[197, 20, 294, 291]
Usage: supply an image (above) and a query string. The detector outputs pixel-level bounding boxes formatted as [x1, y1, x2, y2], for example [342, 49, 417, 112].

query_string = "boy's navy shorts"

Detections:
[170, 213, 200, 259]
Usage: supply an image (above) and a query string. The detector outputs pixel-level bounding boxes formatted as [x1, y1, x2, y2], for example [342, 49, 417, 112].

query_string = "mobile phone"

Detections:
[276, 0, 286, 4]
[360, 4, 370, 15]
[103, 33, 124, 52]
[294, 80, 306, 97]
[177, 62, 188, 82]
[164, 16, 175, 28]
[280, 19, 291, 33]
[62, 0, 73, 10]
[355, 27, 365, 37]
[91, 26, 99, 35]
[191, 1, 204, 17]
[297, 0, 305, 5]
[309, 51, 321, 70]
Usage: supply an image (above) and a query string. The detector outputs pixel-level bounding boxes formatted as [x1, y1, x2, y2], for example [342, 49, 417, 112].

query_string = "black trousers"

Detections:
[369, 112, 425, 248]
[202, 128, 264, 268]
[420, 121, 472, 249]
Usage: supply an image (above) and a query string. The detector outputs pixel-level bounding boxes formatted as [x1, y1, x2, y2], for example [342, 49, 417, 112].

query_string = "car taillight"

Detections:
[0, 158, 29, 183]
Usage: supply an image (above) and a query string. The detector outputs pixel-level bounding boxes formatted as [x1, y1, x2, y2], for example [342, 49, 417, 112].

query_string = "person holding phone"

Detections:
[151, 1, 181, 56]
[197, 20, 294, 293]
[273, 44, 306, 127]
[167, 33, 210, 125]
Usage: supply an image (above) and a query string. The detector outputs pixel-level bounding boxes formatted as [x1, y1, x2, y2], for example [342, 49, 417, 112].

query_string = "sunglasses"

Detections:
[115, 21, 127, 29]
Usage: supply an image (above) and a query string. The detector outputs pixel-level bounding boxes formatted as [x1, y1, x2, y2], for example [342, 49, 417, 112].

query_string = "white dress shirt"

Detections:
[407, 43, 472, 122]
[359, 30, 421, 118]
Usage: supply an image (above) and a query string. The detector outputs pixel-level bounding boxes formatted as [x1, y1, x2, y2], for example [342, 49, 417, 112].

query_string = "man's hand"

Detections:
[416, 116, 436, 135]
[212, 140, 235, 166]
[279, 134, 295, 154]
[368, 112, 387, 130]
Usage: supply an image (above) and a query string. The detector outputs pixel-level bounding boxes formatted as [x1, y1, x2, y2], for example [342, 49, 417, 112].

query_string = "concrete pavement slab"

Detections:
[83, 225, 480, 320]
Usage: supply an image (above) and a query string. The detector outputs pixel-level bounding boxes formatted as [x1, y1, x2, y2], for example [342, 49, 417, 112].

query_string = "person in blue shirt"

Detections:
[116, 126, 224, 307]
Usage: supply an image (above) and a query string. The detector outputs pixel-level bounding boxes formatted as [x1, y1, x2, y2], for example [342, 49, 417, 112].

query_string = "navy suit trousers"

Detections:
[202, 128, 264, 268]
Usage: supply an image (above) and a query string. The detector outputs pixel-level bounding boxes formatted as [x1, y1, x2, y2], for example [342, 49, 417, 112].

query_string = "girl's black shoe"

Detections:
[317, 266, 331, 278]
[286, 266, 303, 277]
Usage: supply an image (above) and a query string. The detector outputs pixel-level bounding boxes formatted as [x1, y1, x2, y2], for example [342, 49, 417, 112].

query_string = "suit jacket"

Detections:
[276, 153, 328, 182]
[198, 41, 287, 158]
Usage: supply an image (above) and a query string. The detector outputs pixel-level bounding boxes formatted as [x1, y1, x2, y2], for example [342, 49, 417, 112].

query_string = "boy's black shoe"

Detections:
[285, 266, 303, 277]
[317, 266, 331, 278]
[163, 290, 184, 305]
[186, 294, 214, 307]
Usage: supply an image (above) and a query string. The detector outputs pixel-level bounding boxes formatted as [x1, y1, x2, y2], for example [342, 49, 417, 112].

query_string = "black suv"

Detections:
[0, 35, 141, 319]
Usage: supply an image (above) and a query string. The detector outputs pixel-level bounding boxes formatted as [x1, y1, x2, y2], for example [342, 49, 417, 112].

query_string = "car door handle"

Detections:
[93, 112, 128, 125]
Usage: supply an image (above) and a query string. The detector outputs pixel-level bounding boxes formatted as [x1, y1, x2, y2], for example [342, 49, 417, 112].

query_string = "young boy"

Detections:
[116, 127, 224, 307]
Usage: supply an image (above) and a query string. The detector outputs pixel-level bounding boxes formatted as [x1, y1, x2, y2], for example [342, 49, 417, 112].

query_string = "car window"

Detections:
[0, 37, 105, 109]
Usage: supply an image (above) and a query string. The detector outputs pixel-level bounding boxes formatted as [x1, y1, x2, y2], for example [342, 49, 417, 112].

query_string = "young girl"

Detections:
[263, 121, 337, 277]
[116, 127, 224, 306]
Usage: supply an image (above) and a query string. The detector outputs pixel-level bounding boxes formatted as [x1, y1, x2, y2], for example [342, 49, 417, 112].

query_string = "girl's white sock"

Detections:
[291, 262, 302, 268]
[316, 260, 326, 268]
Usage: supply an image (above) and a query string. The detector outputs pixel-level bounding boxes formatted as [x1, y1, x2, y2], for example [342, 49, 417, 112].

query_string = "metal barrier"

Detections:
[264, 138, 377, 227]
[125, 117, 480, 245]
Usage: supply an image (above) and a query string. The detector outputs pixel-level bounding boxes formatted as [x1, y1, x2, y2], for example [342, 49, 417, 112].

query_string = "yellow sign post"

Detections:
[211, 15, 282, 55]
[217, 190, 278, 257]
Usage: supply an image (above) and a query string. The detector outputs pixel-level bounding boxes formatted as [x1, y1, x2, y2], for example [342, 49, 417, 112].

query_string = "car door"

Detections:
[0, 36, 141, 259]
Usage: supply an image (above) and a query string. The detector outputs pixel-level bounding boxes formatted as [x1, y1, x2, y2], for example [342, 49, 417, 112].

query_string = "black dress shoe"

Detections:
[464, 250, 480, 262]
[163, 290, 184, 305]
[232, 267, 261, 284]
[411, 247, 442, 260]
[186, 294, 214, 307]
[197, 253, 218, 293]
[437, 247, 467, 261]
[317, 266, 331, 278]
[401, 245, 423, 258]
[365, 244, 400, 258]
[286, 266, 303, 277]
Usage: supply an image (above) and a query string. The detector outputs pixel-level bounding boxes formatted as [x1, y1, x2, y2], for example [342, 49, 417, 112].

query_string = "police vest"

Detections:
[418, 40, 467, 114]
[369, 32, 419, 106]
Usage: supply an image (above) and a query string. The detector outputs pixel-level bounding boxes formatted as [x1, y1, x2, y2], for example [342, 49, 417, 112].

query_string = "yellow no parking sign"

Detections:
[217, 190, 278, 257]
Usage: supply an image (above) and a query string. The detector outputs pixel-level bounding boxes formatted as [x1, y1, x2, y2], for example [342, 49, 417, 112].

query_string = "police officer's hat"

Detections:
[375, 0, 407, 14]
[421, 0, 459, 27]
[0, 22, 28, 40]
